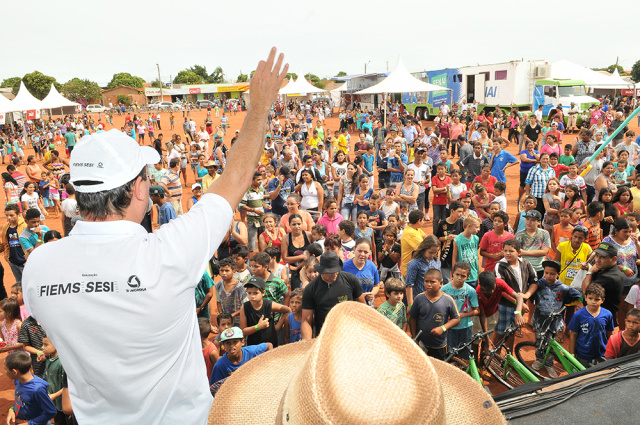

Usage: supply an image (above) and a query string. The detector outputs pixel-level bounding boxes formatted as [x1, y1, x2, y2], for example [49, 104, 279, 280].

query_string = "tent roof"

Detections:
[550, 60, 634, 89]
[0, 93, 13, 114]
[40, 84, 80, 109]
[279, 75, 327, 95]
[356, 57, 452, 95]
[278, 78, 297, 95]
[8, 82, 43, 112]
[330, 83, 347, 93]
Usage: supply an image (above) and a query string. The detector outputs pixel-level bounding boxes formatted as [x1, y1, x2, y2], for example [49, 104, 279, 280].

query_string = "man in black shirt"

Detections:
[522, 115, 542, 151]
[301, 252, 365, 338]
[376, 145, 391, 189]
[582, 241, 625, 326]
[153, 133, 164, 158]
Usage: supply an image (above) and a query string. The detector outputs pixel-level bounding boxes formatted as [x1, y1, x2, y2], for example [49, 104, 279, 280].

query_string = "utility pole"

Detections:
[156, 64, 163, 101]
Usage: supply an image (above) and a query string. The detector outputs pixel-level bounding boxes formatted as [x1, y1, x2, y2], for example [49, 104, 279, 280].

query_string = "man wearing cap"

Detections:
[301, 252, 366, 339]
[22, 49, 287, 425]
[581, 241, 625, 326]
[149, 185, 176, 226]
[567, 102, 579, 133]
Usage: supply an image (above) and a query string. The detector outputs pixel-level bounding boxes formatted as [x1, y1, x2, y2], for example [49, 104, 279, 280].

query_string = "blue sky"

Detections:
[2, 0, 638, 86]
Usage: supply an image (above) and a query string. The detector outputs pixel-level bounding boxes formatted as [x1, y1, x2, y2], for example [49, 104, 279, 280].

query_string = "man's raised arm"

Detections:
[208, 48, 288, 207]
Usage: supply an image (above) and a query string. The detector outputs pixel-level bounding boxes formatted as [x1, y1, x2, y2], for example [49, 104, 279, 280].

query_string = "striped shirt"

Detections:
[525, 165, 556, 199]
[240, 186, 265, 224]
[160, 171, 182, 201]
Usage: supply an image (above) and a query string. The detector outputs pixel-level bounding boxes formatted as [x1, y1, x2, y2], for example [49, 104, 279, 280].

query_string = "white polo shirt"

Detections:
[23, 193, 233, 425]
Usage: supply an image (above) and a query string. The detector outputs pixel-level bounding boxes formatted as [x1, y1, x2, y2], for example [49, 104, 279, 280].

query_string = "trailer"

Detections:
[403, 60, 600, 121]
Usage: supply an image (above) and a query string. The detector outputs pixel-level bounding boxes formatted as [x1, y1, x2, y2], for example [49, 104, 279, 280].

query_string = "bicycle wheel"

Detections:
[445, 355, 470, 372]
[515, 340, 567, 379]
[483, 347, 526, 389]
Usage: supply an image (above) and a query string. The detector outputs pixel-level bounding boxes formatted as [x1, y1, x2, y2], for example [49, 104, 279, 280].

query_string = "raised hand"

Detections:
[248, 48, 289, 115]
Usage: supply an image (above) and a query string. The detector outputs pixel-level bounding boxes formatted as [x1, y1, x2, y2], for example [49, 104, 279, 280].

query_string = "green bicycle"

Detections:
[515, 306, 586, 380]
[483, 325, 540, 389]
[444, 329, 494, 384]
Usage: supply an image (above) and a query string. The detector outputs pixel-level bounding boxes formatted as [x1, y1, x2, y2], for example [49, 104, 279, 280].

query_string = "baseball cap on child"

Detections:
[70, 129, 160, 193]
[219, 327, 244, 343]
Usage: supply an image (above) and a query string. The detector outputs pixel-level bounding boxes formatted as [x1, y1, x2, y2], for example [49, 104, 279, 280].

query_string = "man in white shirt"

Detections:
[440, 101, 450, 116]
[189, 117, 197, 138]
[407, 147, 432, 213]
[534, 105, 543, 123]
[22, 49, 287, 425]
[197, 124, 210, 154]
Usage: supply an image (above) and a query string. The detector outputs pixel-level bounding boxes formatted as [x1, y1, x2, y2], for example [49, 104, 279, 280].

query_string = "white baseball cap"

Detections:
[70, 129, 160, 193]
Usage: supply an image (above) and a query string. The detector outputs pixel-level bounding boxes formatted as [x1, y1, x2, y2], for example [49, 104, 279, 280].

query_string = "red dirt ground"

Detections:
[0, 107, 637, 421]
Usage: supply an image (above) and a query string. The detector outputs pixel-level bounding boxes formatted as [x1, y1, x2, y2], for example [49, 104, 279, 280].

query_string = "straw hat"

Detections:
[210, 302, 506, 424]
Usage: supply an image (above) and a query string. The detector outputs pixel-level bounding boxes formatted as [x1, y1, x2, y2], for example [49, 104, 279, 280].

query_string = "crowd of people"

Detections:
[1, 66, 640, 422]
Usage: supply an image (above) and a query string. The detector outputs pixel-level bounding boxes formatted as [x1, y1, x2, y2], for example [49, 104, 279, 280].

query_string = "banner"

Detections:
[217, 85, 249, 93]
[189, 88, 201, 94]
[26, 110, 40, 119]
[0, 113, 4, 125]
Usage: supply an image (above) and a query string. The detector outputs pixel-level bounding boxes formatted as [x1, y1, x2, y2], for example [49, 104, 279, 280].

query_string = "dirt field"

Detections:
[0, 107, 637, 420]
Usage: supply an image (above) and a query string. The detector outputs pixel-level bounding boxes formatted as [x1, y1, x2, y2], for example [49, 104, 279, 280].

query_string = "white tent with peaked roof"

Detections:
[279, 74, 327, 95]
[355, 56, 451, 95]
[40, 84, 80, 109]
[8, 82, 43, 112]
[0, 93, 13, 114]
[278, 78, 298, 95]
[550, 60, 634, 89]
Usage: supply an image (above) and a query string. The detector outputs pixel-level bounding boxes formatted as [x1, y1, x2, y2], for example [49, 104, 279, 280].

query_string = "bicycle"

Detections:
[444, 329, 493, 385]
[514, 306, 586, 380]
[482, 324, 540, 389]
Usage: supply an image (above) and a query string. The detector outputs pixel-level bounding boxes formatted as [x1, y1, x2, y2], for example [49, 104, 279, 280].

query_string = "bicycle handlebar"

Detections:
[449, 329, 494, 354]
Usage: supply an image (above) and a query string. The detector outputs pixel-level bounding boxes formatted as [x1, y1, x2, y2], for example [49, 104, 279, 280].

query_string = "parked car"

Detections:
[85, 104, 109, 113]
[196, 100, 215, 108]
[156, 101, 181, 111]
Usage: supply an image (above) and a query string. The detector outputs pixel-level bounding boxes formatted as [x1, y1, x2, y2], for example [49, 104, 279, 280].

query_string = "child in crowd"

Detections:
[605, 309, 640, 359]
[627, 211, 640, 238]
[478, 202, 501, 240]
[377, 225, 401, 282]
[398, 202, 410, 229]
[493, 181, 507, 212]
[215, 257, 248, 327]
[355, 211, 375, 253]
[406, 235, 441, 303]
[282, 288, 303, 343]
[495, 239, 539, 351]
[560, 144, 575, 167]
[514, 196, 537, 234]
[380, 192, 400, 219]
[613, 186, 634, 218]
[299, 257, 319, 288]
[442, 262, 479, 359]
[0, 298, 23, 354]
[199, 318, 218, 380]
[17, 313, 46, 378]
[232, 245, 251, 285]
[18, 208, 50, 257]
[338, 219, 356, 255]
[377, 277, 408, 331]
[209, 327, 273, 395]
[570, 207, 585, 226]
[563, 184, 584, 211]
[550, 208, 574, 255]
[569, 283, 614, 367]
[40, 336, 70, 425]
[549, 153, 569, 178]
[515, 210, 551, 278]
[529, 261, 581, 378]
[387, 214, 403, 238]
[4, 351, 56, 425]
[451, 216, 480, 287]
[475, 271, 525, 356]
[614, 159, 630, 186]
[150, 186, 177, 227]
[409, 269, 460, 360]
[264, 246, 289, 287]
[479, 211, 514, 273]
[213, 313, 234, 355]
[367, 193, 388, 248]
[584, 201, 605, 250]
[311, 224, 327, 251]
[239, 276, 290, 348]
[559, 162, 587, 203]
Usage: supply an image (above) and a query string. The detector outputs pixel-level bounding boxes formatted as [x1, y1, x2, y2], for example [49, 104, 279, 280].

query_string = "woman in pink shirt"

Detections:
[541, 134, 562, 156]
[449, 116, 465, 141]
[316, 198, 344, 235]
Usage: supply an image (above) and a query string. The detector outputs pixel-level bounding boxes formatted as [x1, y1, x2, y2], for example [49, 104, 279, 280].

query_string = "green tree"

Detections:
[62, 78, 103, 103]
[188, 65, 209, 81]
[592, 64, 626, 75]
[631, 60, 640, 83]
[208, 67, 224, 84]
[117, 94, 131, 105]
[151, 79, 162, 88]
[286, 73, 298, 81]
[12, 71, 62, 100]
[304, 73, 326, 89]
[107, 72, 145, 89]
[236, 73, 248, 83]
[1, 77, 20, 88]
[173, 70, 203, 85]
[335, 71, 347, 77]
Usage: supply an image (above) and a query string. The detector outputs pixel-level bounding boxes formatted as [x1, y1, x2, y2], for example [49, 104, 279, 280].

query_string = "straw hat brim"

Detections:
[209, 339, 505, 425]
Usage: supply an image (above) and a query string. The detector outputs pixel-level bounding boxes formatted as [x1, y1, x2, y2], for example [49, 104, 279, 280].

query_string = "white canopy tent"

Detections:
[8, 82, 44, 112]
[330, 83, 346, 106]
[550, 60, 634, 89]
[355, 57, 452, 95]
[40, 84, 80, 109]
[279, 75, 327, 96]
[278, 78, 298, 95]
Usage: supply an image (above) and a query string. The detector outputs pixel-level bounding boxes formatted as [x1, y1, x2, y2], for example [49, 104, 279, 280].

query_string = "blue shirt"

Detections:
[342, 259, 380, 306]
[362, 153, 375, 174]
[405, 256, 441, 295]
[19, 226, 50, 252]
[209, 343, 267, 385]
[158, 202, 177, 226]
[568, 307, 614, 360]
[288, 312, 302, 343]
[267, 177, 295, 216]
[442, 283, 478, 329]
[490, 150, 519, 182]
[388, 154, 408, 183]
[13, 376, 56, 425]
